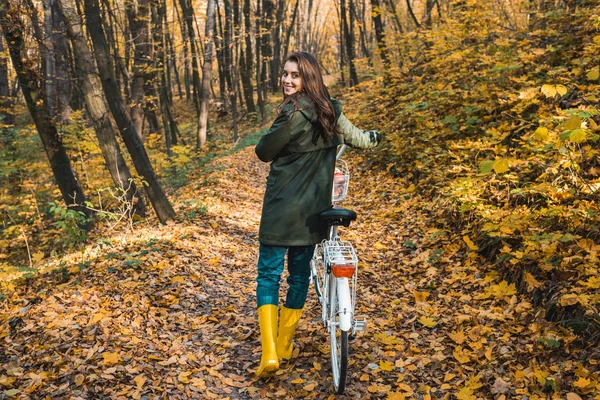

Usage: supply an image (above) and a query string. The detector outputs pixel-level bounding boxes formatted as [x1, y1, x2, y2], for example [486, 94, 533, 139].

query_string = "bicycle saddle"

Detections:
[319, 207, 357, 227]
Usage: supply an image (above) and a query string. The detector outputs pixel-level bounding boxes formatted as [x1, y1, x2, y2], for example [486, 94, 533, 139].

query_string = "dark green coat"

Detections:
[255, 95, 381, 246]
[255, 96, 341, 246]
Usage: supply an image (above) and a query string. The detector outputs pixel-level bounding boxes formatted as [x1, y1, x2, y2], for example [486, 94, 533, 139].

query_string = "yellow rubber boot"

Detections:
[256, 304, 279, 377]
[276, 306, 303, 360]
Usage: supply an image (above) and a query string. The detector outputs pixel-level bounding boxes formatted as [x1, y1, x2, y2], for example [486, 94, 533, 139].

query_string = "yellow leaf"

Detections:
[456, 387, 476, 400]
[524, 272, 542, 291]
[556, 84, 568, 96]
[290, 378, 305, 384]
[444, 373, 456, 382]
[449, 331, 466, 345]
[387, 392, 406, 400]
[303, 383, 316, 391]
[417, 316, 438, 328]
[589, 118, 599, 131]
[74, 374, 85, 386]
[397, 383, 413, 393]
[413, 291, 430, 302]
[587, 67, 599, 81]
[90, 311, 109, 325]
[32, 252, 44, 263]
[189, 377, 206, 389]
[485, 346, 494, 361]
[178, 371, 191, 384]
[463, 235, 479, 251]
[368, 385, 379, 393]
[541, 84, 557, 98]
[453, 346, 471, 364]
[170, 276, 185, 284]
[379, 360, 395, 371]
[533, 126, 550, 142]
[560, 294, 579, 307]
[573, 377, 592, 389]
[567, 393, 583, 400]
[102, 352, 121, 366]
[359, 374, 369, 382]
[134, 375, 146, 389]
[373, 242, 388, 250]
[564, 115, 582, 130]
[493, 157, 509, 174]
[489, 281, 517, 298]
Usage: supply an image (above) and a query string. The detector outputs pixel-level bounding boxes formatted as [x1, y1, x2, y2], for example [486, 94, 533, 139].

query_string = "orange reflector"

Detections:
[331, 264, 356, 278]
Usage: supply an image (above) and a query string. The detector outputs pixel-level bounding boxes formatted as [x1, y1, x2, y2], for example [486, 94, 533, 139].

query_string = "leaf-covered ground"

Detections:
[1, 143, 599, 399]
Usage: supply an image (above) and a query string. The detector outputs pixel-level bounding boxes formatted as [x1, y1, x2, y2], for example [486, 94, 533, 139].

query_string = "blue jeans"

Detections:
[256, 243, 315, 310]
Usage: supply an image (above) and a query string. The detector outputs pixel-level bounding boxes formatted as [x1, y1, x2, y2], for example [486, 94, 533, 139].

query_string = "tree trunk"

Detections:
[0, 31, 14, 127]
[341, 0, 358, 86]
[269, 0, 285, 94]
[44, 0, 73, 122]
[255, 0, 266, 121]
[384, 0, 403, 33]
[178, 0, 202, 116]
[261, 0, 274, 95]
[151, 0, 180, 151]
[214, 1, 228, 112]
[84, 0, 175, 223]
[173, 0, 191, 100]
[125, 0, 158, 139]
[197, 0, 216, 148]
[370, 0, 390, 69]
[57, 0, 146, 216]
[282, 0, 299, 60]
[1, 0, 91, 221]
[239, 0, 255, 115]
[224, 0, 238, 141]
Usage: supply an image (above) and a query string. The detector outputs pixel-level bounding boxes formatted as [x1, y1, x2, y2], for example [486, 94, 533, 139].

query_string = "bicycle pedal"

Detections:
[353, 316, 367, 332]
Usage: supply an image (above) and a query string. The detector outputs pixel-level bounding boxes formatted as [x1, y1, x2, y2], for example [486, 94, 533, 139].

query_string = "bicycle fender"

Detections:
[336, 278, 353, 331]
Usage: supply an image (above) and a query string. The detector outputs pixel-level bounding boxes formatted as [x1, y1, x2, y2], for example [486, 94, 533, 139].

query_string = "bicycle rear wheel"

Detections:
[328, 274, 348, 394]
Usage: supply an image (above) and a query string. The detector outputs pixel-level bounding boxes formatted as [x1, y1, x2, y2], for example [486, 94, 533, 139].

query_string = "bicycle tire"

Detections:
[329, 275, 348, 394]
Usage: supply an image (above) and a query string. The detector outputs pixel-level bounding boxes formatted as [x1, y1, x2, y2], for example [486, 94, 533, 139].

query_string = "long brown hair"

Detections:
[277, 52, 336, 140]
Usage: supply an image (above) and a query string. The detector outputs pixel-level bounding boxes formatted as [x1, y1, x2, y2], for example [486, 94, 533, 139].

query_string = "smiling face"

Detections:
[281, 61, 303, 96]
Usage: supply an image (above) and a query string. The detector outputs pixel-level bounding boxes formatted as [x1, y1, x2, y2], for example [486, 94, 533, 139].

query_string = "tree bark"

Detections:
[1, 0, 91, 221]
[57, 0, 146, 216]
[269, 0, 285, 93]
[44, 0, 73, 122]
[224, 0, 238, 141]
[151, 0, 180, 151]
[370, 0, 390, 68]
[83, 0, 176, 223]
[261, 0, 274, 95]
[173, 0, 191, 100]
[178, 0, 202, 116]
[341, 0, 359, 86]
[282, 0, 299, 60]
[239, 0, 255, 115]
[0, 31, 14, 127]
[197, 0, 216, 148]
[125, 0, 158, 139]
[255, 0, 266, 121]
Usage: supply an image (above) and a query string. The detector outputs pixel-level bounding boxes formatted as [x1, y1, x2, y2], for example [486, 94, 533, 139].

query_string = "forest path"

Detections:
[0, 145, 589, 399]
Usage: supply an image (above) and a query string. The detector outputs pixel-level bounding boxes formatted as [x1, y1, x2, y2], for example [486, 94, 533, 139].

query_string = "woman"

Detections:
[254, 51, 381, 377]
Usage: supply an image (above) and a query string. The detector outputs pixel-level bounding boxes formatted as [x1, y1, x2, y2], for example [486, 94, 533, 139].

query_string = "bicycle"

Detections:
[310, 145, 367, 394]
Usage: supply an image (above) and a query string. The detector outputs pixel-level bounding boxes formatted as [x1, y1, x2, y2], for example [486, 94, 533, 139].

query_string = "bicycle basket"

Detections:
[332, 159, 350, 202]
[323, 240, 358, 278]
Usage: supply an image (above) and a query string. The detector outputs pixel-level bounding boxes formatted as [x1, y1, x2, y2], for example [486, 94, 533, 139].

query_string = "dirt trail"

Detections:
[0, 146, 596, 399]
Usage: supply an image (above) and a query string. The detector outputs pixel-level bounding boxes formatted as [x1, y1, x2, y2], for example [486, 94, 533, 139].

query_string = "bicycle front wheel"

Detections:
[329, 274, 348, 394]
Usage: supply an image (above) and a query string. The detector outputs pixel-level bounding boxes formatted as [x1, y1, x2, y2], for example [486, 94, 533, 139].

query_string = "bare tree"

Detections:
[0, 0, 91, 221]
[197, 0, 216, 148]
[84, 0, 176, 223]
